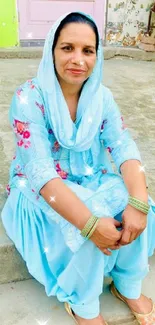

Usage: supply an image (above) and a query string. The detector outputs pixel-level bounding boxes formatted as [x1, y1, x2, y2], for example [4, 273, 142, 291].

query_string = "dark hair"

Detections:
[52, 12, 99, 53]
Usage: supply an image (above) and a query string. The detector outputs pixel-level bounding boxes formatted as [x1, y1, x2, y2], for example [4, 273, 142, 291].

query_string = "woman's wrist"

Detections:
[128, 195, 150, 215]
[80, 215, 99, 239]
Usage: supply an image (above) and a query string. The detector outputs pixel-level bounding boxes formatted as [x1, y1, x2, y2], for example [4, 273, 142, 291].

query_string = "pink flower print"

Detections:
[100, 119, 108, 133]
[107, 146, 113, 153]
[52, 141, 60, 152]
[23, 130, 30, 139]
[13, 155, 16, 160]
[32, 189, 35, 193]
[121, 116, 127, 130]
[13, 120, 29, 135]
[55, 163, 68, 179]
[17, 139, 24, 147]
[16, 172, 25, 177]
[24, 141, 31, 149]
[102, 169, 107, 174]
[13, 119, 31, 149]
[35, 101, 45, 116]
[16, 88, 23, 97]
[27, 79, 35, 89]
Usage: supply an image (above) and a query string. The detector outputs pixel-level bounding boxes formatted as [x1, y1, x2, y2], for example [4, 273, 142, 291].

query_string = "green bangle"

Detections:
[87, 219, 99, 239]
[129, 196, 149, 206]
[128, 202, 149, 214]
[128, 196, 150, 214]
[81, 215, 99, 238]
[128, 196, 149, 209]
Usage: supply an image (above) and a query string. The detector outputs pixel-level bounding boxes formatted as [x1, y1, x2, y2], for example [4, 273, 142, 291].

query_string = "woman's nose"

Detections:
[71, 51, 84, 65]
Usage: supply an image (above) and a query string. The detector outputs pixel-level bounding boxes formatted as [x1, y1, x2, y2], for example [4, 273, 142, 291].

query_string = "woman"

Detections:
[1, 11, 155, 325]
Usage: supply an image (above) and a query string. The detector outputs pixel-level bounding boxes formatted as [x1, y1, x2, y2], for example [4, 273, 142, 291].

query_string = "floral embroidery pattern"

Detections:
[14, 164, 26, 178]
[55, 162, 68, 179]
[35, 101, 45, 116]
[100, 119, 108, 133]
[27, 79, 35, 89]
[6, 184, 11, 196]
[13, 119, 31, 149]
[102, 169, 108, 174]
[48, 128, 54, 135]
[16, 88, 23, 97]
[107, 146, 114, 153]
[52, 141, 60, 152]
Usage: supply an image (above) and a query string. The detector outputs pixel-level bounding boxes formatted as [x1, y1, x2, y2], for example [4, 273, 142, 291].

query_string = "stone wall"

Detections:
[106, 0, 155, 46]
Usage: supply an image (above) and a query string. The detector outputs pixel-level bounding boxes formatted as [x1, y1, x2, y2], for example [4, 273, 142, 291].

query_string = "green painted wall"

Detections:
[0, 0, 19, 47]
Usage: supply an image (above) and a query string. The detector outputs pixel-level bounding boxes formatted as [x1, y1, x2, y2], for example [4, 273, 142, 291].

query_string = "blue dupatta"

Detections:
[37, 12, 104, 176]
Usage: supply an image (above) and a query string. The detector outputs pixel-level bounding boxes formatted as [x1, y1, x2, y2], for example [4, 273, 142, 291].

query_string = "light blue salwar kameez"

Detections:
[1, 12, 155, 320]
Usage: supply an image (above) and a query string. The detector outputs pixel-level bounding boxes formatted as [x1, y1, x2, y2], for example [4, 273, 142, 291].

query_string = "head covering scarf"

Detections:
[37, 12, 104, 176]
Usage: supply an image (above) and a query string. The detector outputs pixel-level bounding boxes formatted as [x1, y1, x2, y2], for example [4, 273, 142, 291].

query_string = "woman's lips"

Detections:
[67, 69, 86, 75]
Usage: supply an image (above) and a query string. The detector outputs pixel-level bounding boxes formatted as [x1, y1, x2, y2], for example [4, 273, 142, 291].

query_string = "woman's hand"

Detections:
[119, 204, 147, 245]
[90, 217, 123, 256]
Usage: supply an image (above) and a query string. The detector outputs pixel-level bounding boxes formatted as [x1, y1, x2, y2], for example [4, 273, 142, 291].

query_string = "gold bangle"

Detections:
[128, 196, 150, 214]
[81, 215, 99, 238]
[87, 219, 99, 239]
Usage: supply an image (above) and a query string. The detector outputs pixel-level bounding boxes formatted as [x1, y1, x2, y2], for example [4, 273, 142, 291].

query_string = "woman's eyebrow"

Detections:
[60, 42, 95, 49]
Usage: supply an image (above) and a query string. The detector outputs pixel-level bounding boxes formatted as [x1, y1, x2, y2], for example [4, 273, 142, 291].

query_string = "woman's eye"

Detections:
[62, 46, 72, 51]
[84, 49, 94, 54]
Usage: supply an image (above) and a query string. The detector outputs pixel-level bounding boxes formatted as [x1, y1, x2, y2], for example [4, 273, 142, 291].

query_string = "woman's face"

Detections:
[53, 23, 97, 86]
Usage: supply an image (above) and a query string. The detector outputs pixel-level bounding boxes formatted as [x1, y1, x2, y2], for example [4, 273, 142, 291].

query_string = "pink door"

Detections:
[17, 0, 106, 41]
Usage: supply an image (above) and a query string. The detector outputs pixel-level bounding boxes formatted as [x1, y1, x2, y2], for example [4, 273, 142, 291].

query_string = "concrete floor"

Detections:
[0, 57, 155, 324]
[0, 255, 155, 325]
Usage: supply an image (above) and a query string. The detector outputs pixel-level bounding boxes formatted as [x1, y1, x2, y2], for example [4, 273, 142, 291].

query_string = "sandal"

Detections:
[65, 302, 78, 324]
[110, 281, 155, 324]
[64, 302, 108, 324]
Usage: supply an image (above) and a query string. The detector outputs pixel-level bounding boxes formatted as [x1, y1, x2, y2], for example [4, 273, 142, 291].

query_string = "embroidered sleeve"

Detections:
[9, 83, 60, 194]
[100, 89, 142, 173]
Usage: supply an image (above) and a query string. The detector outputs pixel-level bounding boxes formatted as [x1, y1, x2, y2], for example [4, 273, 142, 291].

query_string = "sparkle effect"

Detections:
[18, 179, 27, 188]
[19, 95, 28, 105]
[36, 320, 49, 325]
[85, 166, 93, 176]
[44, 247, 49, 254]
[49, 196, 56, 203]
[117, 140, 122, 146]
[27, 32, 33, 39]
[88, 117, 93, 124]
[139, 165, 146, 173]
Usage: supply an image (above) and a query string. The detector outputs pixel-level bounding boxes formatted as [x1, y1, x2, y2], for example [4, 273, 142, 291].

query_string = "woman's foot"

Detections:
[119, 292, 153, 315]
[74, 313, 107, 325]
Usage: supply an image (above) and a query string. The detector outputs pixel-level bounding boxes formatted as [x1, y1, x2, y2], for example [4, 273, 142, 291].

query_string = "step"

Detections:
[1, 259, 155, 325]
[0, 218, 31, 284]
[0, 46, 155, 61]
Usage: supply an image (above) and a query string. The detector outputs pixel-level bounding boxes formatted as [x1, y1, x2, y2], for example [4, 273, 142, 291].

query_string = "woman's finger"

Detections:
[130, 231, 138, 243]
[119, 229, 132, 245]
[99, 248, 112, 256]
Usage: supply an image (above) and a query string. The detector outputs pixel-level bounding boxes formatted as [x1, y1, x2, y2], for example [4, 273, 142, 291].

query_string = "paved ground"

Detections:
[0, 57, 155, 324]
[0, 255, 155, 325]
